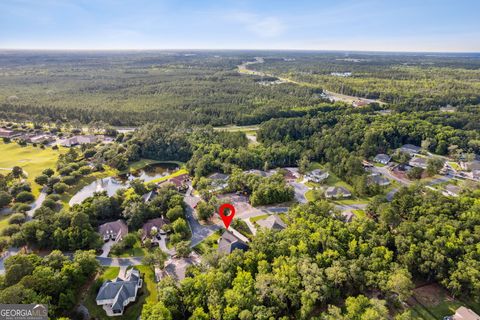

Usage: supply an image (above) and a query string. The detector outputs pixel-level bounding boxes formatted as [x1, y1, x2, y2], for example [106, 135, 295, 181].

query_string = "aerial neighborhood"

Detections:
[1, 45, 480, 319]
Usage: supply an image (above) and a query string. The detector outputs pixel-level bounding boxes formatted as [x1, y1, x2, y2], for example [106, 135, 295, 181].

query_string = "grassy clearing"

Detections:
[0, 214, 12, 234]
[84, 265, 156, 320]
[447, 161, 461, 170]
[149, 168, 189, 184]
[213, 125, 260, 132]
[0, 142, 65, 196]
[408, 283, 480, 320]
[352, 209, 366, 218]
[121, 159, 185, 174]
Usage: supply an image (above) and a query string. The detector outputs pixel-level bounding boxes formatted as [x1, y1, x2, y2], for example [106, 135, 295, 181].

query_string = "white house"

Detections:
[373, 154, 391, 165]
[306, 169, 329, 183]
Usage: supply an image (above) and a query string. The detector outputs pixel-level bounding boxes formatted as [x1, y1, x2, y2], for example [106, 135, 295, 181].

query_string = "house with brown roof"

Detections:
[99, 219, 128, 242]
[141, 217, 170, 240]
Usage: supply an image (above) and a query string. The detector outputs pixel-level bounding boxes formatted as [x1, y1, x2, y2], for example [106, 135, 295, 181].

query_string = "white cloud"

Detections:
[229, 11, 285, 37]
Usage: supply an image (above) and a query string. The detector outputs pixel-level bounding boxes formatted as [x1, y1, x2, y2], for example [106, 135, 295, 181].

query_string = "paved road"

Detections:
[335, 203, 368, 211]
[26, 187, 47, 219]
[427, 174, 454, 186]
[370, 166, 411, 186]
[184, 186, 220, 248]
[290, 181, 309, 204]
[96, 256, 143, 267]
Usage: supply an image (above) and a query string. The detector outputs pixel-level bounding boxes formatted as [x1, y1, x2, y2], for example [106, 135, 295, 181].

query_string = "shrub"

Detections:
[53, 182, 68, 194]
[1, 224, 20, 237]
[15, 191, 34, 203]
[0, 191, 12, 207]
[8, 213, 26, 225]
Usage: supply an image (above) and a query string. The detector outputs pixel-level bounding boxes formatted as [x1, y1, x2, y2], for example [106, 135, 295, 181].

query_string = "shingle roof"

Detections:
[256, 215, 286, 230]
[325, 186, 351, 198]
[96, 268, 141, 314]
[98, 219, 128, 238]
[218, 231, 248, 254]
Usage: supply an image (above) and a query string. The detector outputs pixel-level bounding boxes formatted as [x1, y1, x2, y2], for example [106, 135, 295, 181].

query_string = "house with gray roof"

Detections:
[399, 144, 421, 155]
[96, 268, 143, 316]
[306, 169, 329, 183]
[409, 157, 428, 169]
[218, 231, 248, 254]
[99, 220, 128, 242]
[368, 173, 390, 186]
[444, 184, 461, 197]
[325, 186, 352, 199]
[208, 172, 230, 191]
[256, 215, 286, 230]
[373, 154, 391, 165]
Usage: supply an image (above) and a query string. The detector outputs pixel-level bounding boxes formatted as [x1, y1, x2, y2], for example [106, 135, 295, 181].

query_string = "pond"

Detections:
[68, 162, 179, 206]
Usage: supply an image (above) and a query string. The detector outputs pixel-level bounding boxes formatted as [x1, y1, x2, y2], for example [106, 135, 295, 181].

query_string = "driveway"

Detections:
[289, 181, 309, 203]
[184, 186, 220, 248]
[96, 256, 143, 267]
[99, 240, 116, 258]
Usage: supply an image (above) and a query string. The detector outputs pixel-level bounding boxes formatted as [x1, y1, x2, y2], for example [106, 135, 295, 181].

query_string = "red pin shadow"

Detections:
[219, 203, 235, 229]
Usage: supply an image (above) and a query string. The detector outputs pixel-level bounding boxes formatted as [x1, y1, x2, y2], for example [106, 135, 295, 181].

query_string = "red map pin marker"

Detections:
[219, 203, 235, 229]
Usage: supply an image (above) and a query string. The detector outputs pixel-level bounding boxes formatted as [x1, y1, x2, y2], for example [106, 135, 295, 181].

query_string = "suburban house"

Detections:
[60, 135, 103, 147]
[399, 144, 421, 155]
[409, 157, 428, 169]
[162, 175, 189, 193]
[373, 153, 391, 165]
[141, 190, 157, 203]
[141, 217, 169, 240]
[444, 184, 461, 197]
[325, 186, 352, 199]
[283, 168, 299, 181]
[352, 100, 370, 107]
[99, 220, 128, 242]
[208, 172, 230, 191]
[341, 211, 355, 222]
[462, 160, 480, 171]
[96, 268, 143, 316]
[473, 170, 480, 181]
[369, 173, 390, 186]
[452, 306, 480, 320]
[306, 169, 329, 183]
[256, 215, 286, 230]
[245, 169, 271, 177]
[218, 231, 248, 254]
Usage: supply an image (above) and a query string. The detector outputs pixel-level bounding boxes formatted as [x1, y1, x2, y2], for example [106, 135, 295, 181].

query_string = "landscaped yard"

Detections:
[193, 230, 222, 255]
[0, 142, 65, 196]
[84, 265, 157, 320]
[250, 214, 269, 224]
[149, 168, 189, 184]
[109, 238, 147, 258]
[408, 283, 480, 320]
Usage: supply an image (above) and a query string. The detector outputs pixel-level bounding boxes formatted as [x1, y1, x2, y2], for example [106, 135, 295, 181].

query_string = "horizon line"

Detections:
[0, 48, 479, 54]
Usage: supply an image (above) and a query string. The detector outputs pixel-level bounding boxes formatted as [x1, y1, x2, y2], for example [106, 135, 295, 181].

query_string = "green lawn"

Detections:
[352, 209, 366, 218]
[0, 142, 65, 197]
[0, 214, 12, 235]
[193, 230, 222, 255]
[149, 168, 189, 184]
[109, 239, 147, 258]
[447, 161, 461, 171]
[84, 265, 157, 320]
[121, 159, 185, 174]
[213, 125, 260, 132]
[250, 214, 269, 224]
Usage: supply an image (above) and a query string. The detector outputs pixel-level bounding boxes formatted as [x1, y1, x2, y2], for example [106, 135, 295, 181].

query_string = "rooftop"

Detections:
[256, 215, 286, 230]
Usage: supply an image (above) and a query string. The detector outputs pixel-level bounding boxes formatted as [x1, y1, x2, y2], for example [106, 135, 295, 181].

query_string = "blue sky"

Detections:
[1, 0, 479, 51]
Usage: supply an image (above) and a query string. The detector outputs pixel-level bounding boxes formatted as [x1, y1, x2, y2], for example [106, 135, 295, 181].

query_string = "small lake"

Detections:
[68, 162, 179, 206]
